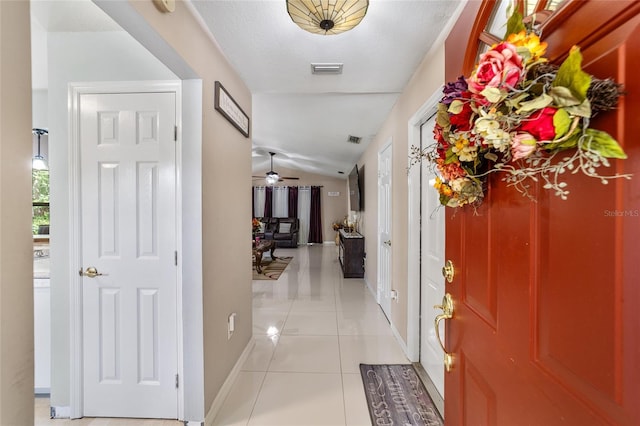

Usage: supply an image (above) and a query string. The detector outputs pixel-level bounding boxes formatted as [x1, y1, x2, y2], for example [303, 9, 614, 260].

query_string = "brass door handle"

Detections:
[79, 267, 107, 278]
[434, 293, 454, 372]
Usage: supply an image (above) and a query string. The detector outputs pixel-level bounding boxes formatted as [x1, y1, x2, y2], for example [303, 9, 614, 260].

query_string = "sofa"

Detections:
[257, 217, 299, 248]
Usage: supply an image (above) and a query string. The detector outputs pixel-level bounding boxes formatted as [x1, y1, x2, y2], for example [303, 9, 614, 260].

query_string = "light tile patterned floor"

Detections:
[35, 245, 409, 425]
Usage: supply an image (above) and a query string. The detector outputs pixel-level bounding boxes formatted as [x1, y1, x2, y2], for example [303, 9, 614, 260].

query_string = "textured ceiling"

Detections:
[30, 0, 463, 179]
[190, 0, 463, 178]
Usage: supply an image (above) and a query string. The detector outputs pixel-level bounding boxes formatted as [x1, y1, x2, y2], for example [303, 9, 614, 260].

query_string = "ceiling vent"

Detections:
[311, 63, 343, 75]
[347, 135, 362, 144]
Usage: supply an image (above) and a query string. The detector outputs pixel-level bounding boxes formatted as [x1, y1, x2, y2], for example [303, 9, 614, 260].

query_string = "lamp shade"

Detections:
[32, 155, 48, 171]
[266, 172, 280, 185]
[287, 0, 369, 35]
[32, 128, 49, 171]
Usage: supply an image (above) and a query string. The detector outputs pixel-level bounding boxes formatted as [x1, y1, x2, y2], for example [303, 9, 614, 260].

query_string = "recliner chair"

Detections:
[264, 217, 299, 248]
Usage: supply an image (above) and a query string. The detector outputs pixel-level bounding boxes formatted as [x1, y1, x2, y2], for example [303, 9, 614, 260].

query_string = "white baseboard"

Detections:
[204, 338, 255, 425]
[363, 278, 410, 360]
[51, 406, 70, 419]
[365, 278, 376, 299]
[184, 421, 204, 426]
[390, 321, 410, 359]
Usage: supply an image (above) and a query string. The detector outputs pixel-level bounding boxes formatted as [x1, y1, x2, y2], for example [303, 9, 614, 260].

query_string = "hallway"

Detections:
[35, 244, 408, 425]
[213, 244, 408, 425]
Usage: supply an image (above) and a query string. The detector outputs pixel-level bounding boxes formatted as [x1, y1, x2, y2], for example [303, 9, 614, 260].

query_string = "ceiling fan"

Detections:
[252, 152, 299, 184]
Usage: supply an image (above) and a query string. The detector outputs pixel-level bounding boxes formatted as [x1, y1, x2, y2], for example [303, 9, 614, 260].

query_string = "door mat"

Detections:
[252, 256, 292, 280]
[360, 364, 444, 426]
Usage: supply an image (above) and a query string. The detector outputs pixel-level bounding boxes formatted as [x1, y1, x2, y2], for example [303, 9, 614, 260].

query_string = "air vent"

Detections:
[347, 135, 362, 144]
[311, 63, 343, 75]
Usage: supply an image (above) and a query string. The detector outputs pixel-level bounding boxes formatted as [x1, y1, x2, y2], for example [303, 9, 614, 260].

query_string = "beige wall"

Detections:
[357, 43, 446, 343]
[128, 1, 253, 415]
[0, 2, 35, 424]
[253, 166, 349, 242]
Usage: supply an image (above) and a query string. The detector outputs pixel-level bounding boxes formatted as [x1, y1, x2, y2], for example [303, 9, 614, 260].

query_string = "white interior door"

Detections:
[419, 116, 446, 398]
[80, 91, 178, 418]
[378, 142, 392, 319]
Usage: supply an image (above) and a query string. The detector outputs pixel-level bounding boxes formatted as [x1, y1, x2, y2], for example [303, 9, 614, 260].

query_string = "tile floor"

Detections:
[35, 244, 409, 425]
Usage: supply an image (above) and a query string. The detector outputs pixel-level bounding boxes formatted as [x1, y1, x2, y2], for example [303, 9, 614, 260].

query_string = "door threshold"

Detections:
[412, 362, 444, 419]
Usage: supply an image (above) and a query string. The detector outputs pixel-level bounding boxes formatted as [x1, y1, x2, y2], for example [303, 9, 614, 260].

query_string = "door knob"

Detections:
[434, 293, 454, 372]
[442, 260, 455, 283]
[79, 267, 107, 278]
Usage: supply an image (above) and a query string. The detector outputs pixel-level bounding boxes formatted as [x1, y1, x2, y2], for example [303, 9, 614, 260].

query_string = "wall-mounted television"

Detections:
[348, 164, 364, 211]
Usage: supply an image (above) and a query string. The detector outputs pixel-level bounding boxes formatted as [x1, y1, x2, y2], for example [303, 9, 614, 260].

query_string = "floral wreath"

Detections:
[410, 9, 631, 208]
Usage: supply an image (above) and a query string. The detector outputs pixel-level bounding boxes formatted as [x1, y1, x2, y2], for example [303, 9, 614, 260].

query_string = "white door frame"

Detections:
[68, 81, 184, 419]
[377, 138, 393, 316]
[406, 90, 443, 361]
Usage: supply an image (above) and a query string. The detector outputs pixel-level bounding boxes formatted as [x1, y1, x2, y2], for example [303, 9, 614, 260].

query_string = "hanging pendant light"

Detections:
[265, 152, 280, 185]
[32, 128, 49, 171]
[286, 0, 369, 35]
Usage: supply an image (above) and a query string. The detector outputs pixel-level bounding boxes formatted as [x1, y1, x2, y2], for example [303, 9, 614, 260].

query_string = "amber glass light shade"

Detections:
[286, 0, 369, 35]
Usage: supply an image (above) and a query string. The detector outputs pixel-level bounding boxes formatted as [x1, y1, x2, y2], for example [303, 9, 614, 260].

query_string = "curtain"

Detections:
[264, 186, 273, 217]
[288, 186, 298, 218]
[272, 186, 289, 218]
[253, 186, 266, 218]
[297, 186, 311, 245]
[309, 186, 323, 243]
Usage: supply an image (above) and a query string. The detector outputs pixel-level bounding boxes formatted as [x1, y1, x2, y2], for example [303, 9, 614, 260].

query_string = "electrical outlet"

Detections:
[228, 313, 236, 340]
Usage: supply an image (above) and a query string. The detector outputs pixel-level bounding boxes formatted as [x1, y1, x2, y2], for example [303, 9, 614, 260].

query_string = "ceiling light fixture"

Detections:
[265, 152, 280, 185]
[286, 0, 369, 35]
[32, 128, 49, 171]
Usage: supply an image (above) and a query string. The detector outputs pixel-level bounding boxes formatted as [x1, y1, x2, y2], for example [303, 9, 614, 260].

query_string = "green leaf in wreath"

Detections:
[517, 93, 553, 112]
[584, 128, 627, 159]
[444, 147, 459, 164]
[505, 92, 530, 109]
[564, 99, 592, 118]
[484, 152, 499, 162]
[549, 86, 581, 107]
[515, 46, 532, 63]
[553, 108, 571, 139]
[448, 100, 464, 114]
[544, 132, 579, 152]
[481, 87, 505, 103]
[553, 46, 592, 102]
[436, 106, 450, 128]
[504, 9, 525, 40]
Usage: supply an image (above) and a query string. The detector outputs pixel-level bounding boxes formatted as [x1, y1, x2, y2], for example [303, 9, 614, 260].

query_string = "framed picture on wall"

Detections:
[214, 81, 250, 138]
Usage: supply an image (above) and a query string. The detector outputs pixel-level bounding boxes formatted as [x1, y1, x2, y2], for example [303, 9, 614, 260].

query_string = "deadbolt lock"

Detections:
[442, 260, 455, 283]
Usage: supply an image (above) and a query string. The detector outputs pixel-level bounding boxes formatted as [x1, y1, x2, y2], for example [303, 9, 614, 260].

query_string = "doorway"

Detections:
[70, 83, 182, 419]
[406, 91, 446, 415]
[377, 140, 393, 320]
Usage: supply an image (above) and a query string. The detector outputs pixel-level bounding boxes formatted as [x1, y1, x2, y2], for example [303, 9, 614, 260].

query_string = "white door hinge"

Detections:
[174, 251, 178, 266]
[174, 125, 178, 141]
[175, 374, 179, 389]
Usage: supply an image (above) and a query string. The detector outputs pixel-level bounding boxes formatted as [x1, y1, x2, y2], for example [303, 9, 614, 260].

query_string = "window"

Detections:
[32, 169, 49, 235]
[468, 0, 566, 71]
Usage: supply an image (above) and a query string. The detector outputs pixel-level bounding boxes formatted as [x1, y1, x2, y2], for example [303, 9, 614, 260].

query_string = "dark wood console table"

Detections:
[338, 230, 364, 278]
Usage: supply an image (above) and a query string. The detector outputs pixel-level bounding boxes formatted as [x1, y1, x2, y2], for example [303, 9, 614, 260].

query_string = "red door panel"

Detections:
[444, 1, 640, 425]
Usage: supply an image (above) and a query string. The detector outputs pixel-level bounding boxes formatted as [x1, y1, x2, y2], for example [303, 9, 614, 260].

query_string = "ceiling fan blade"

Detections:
[280, 177, 300, 180]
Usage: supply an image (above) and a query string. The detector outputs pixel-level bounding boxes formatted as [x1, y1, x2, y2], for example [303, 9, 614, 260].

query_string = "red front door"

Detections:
[444, 2, 640, 424]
